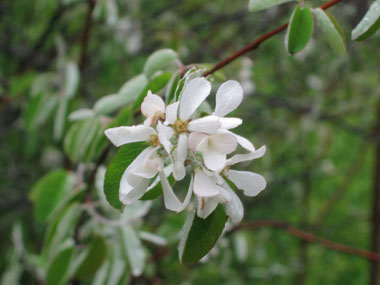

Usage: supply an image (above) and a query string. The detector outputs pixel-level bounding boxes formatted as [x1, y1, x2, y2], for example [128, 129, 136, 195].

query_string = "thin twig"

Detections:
[229, 220, 380, 262]
[79, 0, 96, 71]
[203, 0, 345, 77]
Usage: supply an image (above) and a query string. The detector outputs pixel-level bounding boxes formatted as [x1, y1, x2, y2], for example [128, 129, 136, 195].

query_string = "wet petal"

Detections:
[213, 80, 243, 117]
[156, 121, 174, 154]
[227, 170, 266, 197]
[188, 132, 208, 151]
[188, 115, 220, 134]
[173, 133, 187, 181]
[227, 145, 266, 166]
[209, 133, 238, 155]
[179, 78, 211, 120]
[193, 169, 223, 197]
[104, 125, 155, 147]
[222, 183, 244, 223]
[218, 117, 242, 130]
[164, 102, 179, 125]
[141, 91, 165, 118]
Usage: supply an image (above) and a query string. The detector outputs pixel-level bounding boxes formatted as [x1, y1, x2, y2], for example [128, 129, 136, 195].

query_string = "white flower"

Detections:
[141, 91, 165, 126]
[193, 146, 267, 222]
[188, 132, 238, 171]
[223, 145, 267, 197]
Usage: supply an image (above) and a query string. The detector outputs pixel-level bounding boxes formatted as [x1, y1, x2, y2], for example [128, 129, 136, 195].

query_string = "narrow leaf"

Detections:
[352, 0, 380, 41]
[30, 170, 71, 222]
[286, 6, 313, 55]
[119, 226, 146, 276]
[73, 236, 107, 281]
[314, 8, 345, 56]
[104, 142, 148, 209]
[46, 240, 75, 285]
[178, 205, 227, 263]
[249, 0, 295, 12]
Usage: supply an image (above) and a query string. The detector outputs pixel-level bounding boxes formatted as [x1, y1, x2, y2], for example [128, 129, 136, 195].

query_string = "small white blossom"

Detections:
[104, 73, 267, 221]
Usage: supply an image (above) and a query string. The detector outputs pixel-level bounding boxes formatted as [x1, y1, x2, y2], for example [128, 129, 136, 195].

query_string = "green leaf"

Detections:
[165, 72, 180, 104]
[30, 169, 71, 222]
[94, 94, 126, 115]
[64, 118, 106, 163]
[54, 95, 69, 141]
[46, 239, 75, 285]
[143, 49, 178, 79]
[286, 6, 313, 55]
[118, 74, 148, 102]
[69, 108, 95, 121]
[314, 8, 345, 56]
[62, 61, 79, 98]
[248, 0, 294, 12]
[43, 203, 81, 260]
[104, 142, 148, 209]
[25, 93, 58, 132]
[131, 72, 172, 111]
[352, 0, 380, 41]
[73, 236, 107, 281]
[119, 226, 146, 276]
[178, 205, 227, 263]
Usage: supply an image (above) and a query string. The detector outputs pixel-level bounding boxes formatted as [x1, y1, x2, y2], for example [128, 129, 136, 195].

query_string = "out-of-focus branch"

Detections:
[203, 0, 345, 77]
[370, 102, 380, 285]
[229, 220, 380, 262]
[79, 0, 96, 71]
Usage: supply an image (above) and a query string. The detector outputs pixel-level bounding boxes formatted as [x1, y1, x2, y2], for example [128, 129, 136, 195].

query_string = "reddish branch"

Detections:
[370, 103, 380, 285]
[203, 0, 345, 77]
[230, 220, 380, 262]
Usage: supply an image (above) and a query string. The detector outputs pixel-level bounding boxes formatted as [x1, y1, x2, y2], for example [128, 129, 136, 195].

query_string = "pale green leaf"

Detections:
[46, 239, 75, 285]
[73, 236, 107, 280]
[352, 0, 380, 41]
[314, 8, 346, 56]
[119, 226, 146, 276]
[248, 0, 295, 12]
[143, 49, 178, 79]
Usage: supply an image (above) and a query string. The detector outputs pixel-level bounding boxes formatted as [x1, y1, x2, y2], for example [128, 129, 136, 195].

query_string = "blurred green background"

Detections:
[1, 0, 380, 284]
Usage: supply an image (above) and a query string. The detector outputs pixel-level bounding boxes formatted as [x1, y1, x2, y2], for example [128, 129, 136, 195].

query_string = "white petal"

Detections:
[188, 132, 208, 151]
[222, 183, 244, 223]
[119, 176, 150, 205]
[173, 133, 187, 181]
[225, 131, 255, 152]
[156, 122, 174, 154]
[188, 115, 220, 134]
[140, 91, 165, 118]
[227, 170, 266, 197]
[104, 125, 155, 147]
[209, 133, 237, 154]
[131, 147, 162, 178]
[119, 149, 153, 205]
[213, 80, 243, 117]
[159, 171, 182, 212]
[218, 117, 242, 129]
[164, 102, 179, 125]
[227, 145, 266, 166]
[197, 197, 219, 219]
[193, 169, 223, 197]
[196, 137, 228, 171]
[179, 78, 211, 120]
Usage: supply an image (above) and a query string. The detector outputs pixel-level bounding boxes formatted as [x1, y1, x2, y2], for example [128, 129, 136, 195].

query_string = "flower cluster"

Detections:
[105, 76, 266, 223]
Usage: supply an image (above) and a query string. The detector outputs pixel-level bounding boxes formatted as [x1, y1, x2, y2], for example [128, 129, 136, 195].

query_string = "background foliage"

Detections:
[1, 0, 380, 284]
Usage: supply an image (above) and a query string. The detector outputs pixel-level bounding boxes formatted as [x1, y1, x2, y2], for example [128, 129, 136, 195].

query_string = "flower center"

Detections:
[149, 134, 160, 147]
[174, 120, 189, 133]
